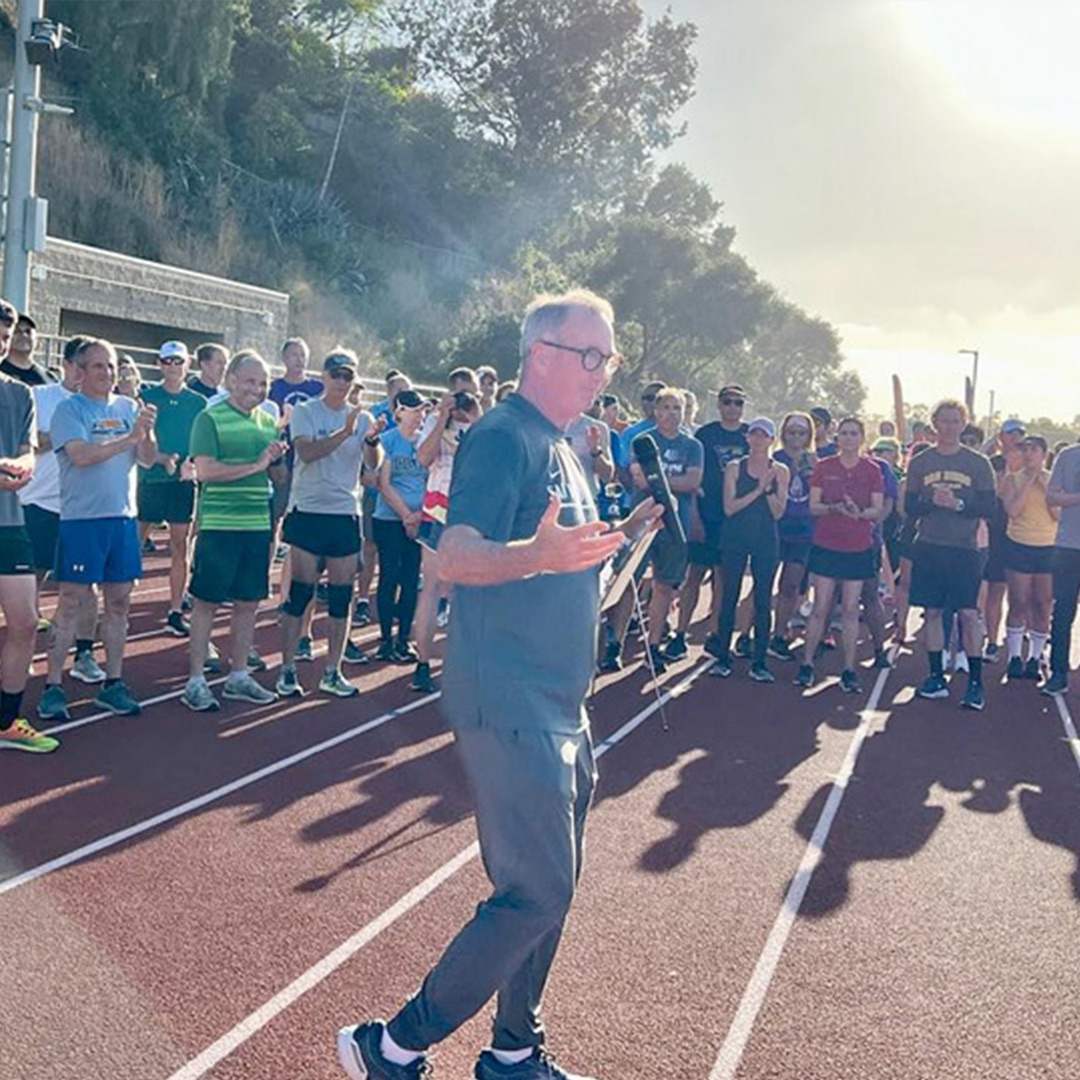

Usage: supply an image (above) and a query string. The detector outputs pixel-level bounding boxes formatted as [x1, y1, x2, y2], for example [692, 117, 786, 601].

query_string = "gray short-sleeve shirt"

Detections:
[441, 394, 601, 735]
[0, 376, 35, 526]
[1050, 445, 1080, 550]
[288, 396, 368, 516]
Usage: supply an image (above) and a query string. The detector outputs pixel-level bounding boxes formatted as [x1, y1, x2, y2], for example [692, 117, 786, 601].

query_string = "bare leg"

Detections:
[229, 601, 261, 673]
[47, 582, 89, 682]
[325, 554, 356, 672]
[168, 521, 191, 613]
[802, 575, 836, 663]
[676, 563, 706, 634]
[280, 547, 318, 667]
[189, 599, 216, 679]
[0, 576, 38, 694]
[415, 546, 441, 664]
[100, 581, 134, 679]
[840, 580, 862, 671]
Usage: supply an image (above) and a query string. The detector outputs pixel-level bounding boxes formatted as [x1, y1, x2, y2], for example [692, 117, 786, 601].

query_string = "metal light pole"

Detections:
[958, 348, 978, 418]
[2, 0, 45, 311]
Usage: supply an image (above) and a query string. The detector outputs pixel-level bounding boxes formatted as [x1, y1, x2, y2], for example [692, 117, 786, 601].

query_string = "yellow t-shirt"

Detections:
[1004, 470, 1057, 547]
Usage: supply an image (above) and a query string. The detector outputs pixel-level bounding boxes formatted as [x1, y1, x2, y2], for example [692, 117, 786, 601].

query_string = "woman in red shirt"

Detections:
[796, 417, 884, 693]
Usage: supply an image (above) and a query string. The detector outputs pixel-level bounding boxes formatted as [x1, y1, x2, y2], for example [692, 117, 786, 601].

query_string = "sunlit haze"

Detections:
[645, 0, 1080, 427]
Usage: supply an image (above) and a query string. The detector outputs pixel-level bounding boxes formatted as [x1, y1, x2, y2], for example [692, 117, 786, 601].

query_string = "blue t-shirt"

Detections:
[634, 430, 704, 533]
[871, 454, 900, 546]
[775, 447, 815, 545]
[270, 375, 323, 467]
[370, 398, 398, 432]
[620, 416, 656, 461]
[52, 393, 139, 520]
[374, 426, 427, 520]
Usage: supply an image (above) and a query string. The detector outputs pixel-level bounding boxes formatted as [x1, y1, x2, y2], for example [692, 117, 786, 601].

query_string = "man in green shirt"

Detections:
[183, 350, 286, 712]
[137, 340, 206, 637]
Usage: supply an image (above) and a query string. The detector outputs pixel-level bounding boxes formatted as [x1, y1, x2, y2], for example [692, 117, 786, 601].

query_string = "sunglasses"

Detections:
[327, 369, 355, 381]
[720, 397, 745, 407]
[159, 357, 185, 366]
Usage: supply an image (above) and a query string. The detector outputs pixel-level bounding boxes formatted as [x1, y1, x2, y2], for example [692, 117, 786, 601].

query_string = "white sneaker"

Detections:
[71, 650, 107, 684]
[182, 677, 220, 712]
[222, 672, 278, 704]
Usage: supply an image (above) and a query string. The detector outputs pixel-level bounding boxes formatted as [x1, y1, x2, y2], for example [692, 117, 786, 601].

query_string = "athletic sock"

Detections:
[75, 638, 94, 657]
[1029, 630, 1049, 661]
[967, 656, 983, 688]
[929, 650, 944, 678]
[1006, 625, 1025, 661]
[0, 690, 23, 729]
[380, 1028, 421, 1066]
[492, 1048, 533, 1066]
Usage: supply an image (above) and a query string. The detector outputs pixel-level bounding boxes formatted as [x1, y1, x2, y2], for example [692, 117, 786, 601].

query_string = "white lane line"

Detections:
[0, 693, 440, 897]
[1050, 690, 1080, 773]
[708, 654, 895, 1080]
[163, 659, 713, 1080]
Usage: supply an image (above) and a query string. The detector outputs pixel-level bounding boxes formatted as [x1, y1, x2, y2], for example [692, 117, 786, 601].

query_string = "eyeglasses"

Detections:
[538, 339, 621, 373]
[158, 357, 185, 366]
[720, 397, 745, 407]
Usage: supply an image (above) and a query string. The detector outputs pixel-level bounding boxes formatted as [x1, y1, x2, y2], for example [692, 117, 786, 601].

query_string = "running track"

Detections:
[3, 551, 1079, 1080]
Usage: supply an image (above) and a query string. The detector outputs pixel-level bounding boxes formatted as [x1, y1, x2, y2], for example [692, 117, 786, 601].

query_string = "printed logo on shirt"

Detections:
[550, 443, 595, 526]
[91, 417, 133, 441]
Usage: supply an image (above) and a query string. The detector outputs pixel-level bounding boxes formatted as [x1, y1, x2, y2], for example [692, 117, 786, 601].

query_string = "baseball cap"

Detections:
[810, 406, 832, 426]
[1001, 418, 1025, 435]
[159, 340, 189, 361]
[16, 313, 36, 330]
[394, 388, 425, 410]
[747, 416, 776, 438]
[872, 436, 901, 454]
[324, 353, 357, 376]
[717, 384, 747, 399]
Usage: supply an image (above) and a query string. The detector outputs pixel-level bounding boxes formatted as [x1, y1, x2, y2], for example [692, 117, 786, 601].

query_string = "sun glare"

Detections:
[896, 0, 1080, 131]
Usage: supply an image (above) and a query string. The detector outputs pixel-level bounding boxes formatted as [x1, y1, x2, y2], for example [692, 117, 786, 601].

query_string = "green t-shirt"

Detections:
[189, 400, 278, 531]
[139, 383, 206, 483]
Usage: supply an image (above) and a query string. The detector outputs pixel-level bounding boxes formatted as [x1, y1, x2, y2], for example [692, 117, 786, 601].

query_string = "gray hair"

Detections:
[227, 349, 269, 379]
[519, 289, 615, 360]
[72, 338, 117, 367]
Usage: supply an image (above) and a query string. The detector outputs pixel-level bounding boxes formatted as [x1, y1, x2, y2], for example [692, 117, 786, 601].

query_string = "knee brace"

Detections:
[282, 579, 316, 619]
[327, 583, 353, 620]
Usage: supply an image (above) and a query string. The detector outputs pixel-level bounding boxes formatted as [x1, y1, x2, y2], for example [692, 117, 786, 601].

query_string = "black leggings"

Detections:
[1050, 547, 1080, 677]
[372, 517, 422, 643]
[717, 540, 778, 664]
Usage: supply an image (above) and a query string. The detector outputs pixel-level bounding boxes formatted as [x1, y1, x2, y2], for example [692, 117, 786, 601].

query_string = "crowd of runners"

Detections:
[0, 292, 1078, 756]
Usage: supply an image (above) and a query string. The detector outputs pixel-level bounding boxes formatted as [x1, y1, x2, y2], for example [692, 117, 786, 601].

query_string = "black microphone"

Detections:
[631, 433, 686, 546]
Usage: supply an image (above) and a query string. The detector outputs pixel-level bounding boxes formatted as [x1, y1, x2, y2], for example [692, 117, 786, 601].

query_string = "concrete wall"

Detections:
[25, 236, 290, 367]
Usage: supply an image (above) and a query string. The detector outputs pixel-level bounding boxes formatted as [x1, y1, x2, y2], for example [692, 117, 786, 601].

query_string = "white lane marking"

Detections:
[0, 694, 440, 897]
[163, 659, 713, 1080]
[708, 654, 895, 1080]
[1051, 690, 1080, 772]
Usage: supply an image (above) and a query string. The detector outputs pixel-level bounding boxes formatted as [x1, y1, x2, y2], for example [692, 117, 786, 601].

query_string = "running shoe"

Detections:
[276, 666, 305, 698]
[983, 643, 1001, 663]
[71, 649, 106, 684]
[344, 641, 370, 665]
[36, 615, 50, 633]
[1041, 672, 1069, 697]
[204, 640, 223, 675]
[767, 636, 795, 661]
[663, 631, 688, 661]
[222, 673, 277, 704]
[182, 678, 221, 713]
[337, 1021, 430, 1080]
[597, 641, 622, 673]
[0, 718, 59, 753]
[818, 633, 837, 653]
[375, 639, 396, 662]
[840, 669, 862, 694]
[95, 680, 142, 716]
[411, 662, 438, 693]
[733, 632, 753, 659]
[703, 633, 724, 660]
[37, 683, 70, 720]
[352, 599, 372, 627]
[165, 610, 191, 637]
[393, 639, 419, 664]
[181, 593, 193, 613]
[1022, 657, 1042, 680]
[793, 663, 815, 689]
[320, 669, 359, 698]
[961, 682, 986, 711]
[246, 648, 268, 673]
[872, 647, 892, 670]
[295, 636, 314, 662]
[143, 536, 156, 554]
[436, 598, 450, 629]
[1006, 656, 1024, 680]
[708, 658, 733, 678]
[749, 663, 775, 684]
[475, 1046, 596, 1080]
[646, 643, 668, 674]
[916, 674, 949, 700]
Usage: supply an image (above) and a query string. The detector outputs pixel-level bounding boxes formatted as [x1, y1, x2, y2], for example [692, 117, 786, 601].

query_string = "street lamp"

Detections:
[958, 348, 978, 418]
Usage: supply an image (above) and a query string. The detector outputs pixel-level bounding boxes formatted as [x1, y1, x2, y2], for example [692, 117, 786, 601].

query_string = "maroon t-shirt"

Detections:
[811, 455, 884, 552]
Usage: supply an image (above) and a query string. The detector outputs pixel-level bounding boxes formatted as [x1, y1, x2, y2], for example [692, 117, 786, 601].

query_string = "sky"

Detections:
[644, 0, 1080, 427]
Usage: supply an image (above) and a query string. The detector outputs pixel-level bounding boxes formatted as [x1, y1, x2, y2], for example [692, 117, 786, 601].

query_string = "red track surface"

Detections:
[4, 549, 1080, 1080]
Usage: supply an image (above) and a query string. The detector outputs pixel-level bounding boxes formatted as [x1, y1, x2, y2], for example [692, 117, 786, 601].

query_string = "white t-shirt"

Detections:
[19, 382, 72, 514]
[419, 411, 471, 524]
[207, 389, 281, 424]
